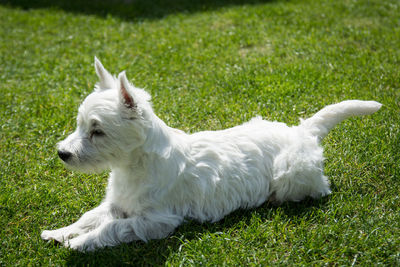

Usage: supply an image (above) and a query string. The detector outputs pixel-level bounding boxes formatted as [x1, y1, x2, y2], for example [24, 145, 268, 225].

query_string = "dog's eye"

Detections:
[90, 129, 105, 139]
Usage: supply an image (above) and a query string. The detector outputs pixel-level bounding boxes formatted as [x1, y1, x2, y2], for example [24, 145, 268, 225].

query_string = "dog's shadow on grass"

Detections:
[4, 0, 276, 22]
[65, 196, 331, 266]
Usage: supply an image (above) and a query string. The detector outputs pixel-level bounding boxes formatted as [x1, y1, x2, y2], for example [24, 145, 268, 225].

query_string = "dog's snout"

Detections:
[58, 150, 72, 162]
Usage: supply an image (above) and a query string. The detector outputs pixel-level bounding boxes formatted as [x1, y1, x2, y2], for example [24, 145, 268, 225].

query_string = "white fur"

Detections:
[41, 58, 382, 251]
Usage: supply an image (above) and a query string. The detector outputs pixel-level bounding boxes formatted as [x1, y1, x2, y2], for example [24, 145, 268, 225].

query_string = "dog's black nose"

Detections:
[58, 150, 72, 162]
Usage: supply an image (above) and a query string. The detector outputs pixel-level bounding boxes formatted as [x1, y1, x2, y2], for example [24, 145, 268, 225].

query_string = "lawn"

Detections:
[0, 0, 399, 265]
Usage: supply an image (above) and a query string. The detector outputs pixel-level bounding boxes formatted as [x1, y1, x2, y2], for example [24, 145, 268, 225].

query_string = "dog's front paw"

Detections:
[64, 234, 99, 252]
[41, 228, 79, 243]
[41, 229, 67, 243]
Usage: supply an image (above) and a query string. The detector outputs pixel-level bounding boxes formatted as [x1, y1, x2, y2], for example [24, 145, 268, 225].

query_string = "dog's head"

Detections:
[57, 58, 153, 172]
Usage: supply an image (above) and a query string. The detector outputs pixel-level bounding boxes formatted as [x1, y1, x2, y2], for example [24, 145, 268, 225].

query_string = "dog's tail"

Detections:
[300, 100, 382, 140]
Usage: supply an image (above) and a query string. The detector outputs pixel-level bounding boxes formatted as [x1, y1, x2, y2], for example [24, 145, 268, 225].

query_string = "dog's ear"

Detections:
[94, 57, 114, 90]
[118, 71, 136, 110]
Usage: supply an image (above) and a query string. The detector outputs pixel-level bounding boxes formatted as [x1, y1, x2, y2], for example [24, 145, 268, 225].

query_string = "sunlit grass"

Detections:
[0, 0, 399, 265]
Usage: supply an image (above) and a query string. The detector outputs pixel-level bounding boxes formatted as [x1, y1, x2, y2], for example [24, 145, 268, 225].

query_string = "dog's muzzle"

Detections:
[58, 150, 72, 162]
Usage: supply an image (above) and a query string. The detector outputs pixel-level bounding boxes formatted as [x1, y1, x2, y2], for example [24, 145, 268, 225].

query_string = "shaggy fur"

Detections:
[41, 58, 382, 251]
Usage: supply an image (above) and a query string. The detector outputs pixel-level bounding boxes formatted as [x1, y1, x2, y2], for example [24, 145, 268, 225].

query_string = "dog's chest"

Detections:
[105, 170, 148, 215]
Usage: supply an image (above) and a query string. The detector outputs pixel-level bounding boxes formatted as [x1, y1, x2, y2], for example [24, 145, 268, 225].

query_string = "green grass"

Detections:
[1, 0, 399, 265]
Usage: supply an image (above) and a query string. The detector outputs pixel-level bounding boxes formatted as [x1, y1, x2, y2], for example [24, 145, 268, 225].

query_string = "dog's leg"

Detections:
[64, 212, 183, 251]
[41, 202, 110, 243]
[271, 146, 330, 202]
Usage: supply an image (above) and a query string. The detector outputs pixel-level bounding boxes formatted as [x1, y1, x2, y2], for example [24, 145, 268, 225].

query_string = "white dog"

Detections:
[41, 58, 381, 251]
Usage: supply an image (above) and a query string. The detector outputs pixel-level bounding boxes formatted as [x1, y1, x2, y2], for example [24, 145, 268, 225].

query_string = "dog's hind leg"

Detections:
[269, 145, 331, 203]
[41, 202, 110, 243]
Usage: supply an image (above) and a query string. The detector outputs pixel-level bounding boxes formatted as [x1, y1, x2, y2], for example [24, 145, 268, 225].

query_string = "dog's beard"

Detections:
[61, 151, 111, 173]
[58, 139, 113, 173]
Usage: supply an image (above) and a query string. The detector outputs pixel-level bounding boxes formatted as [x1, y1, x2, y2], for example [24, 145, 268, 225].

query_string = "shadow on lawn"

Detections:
[2, 0, 276, 21]
[64, 197, 329, 266]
